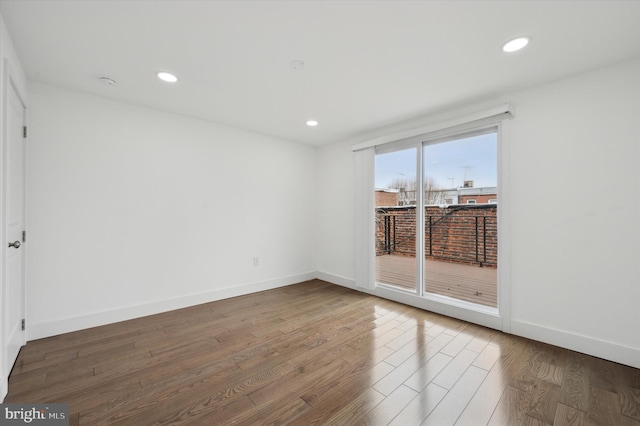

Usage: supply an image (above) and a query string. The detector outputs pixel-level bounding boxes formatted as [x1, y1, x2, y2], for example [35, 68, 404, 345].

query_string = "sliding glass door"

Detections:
[374, 128, 498, 309]
[422, 131, 498, 307]
[374, 147, 419, 292]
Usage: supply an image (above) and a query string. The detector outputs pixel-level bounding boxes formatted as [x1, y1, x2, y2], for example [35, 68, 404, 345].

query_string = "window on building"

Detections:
[466, 199, 476, 204]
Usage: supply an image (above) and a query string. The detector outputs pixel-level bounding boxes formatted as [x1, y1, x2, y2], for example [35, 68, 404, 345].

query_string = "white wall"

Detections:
[317, 140, 356, 284]
[317, 59, 640, 368]
[26, 82, 317, 339]
[507, 59, 640, 367]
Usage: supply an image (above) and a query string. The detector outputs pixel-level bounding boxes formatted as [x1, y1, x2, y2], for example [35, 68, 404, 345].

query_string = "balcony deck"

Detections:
[375, 254, 497, 307]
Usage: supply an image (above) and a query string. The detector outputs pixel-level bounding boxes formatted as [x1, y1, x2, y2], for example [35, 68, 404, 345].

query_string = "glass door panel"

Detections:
[423, 131, 498, 307]
[374, 147, 419, 292]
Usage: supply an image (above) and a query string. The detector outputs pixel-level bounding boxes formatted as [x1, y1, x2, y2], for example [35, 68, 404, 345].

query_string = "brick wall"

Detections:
[375, 204, 497, 267]
[375, 190, 399, 207]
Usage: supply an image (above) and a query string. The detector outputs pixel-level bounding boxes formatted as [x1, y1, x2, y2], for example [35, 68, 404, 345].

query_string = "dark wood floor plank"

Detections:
[588, 385, 640, 426]
[340, 342, 395, 367]
[385, 323, 424, 351]
[373, 333, 453, 396]
[322, 387, 386, 425]
[465, 334, 490, 353]
[488, 384, 532, 426]
[455, 356, 510, 426]
[560, 351, 590, 412]
[538, 360, 565, 386]
[6, 370, 46, 396]
[553, 402, 587, 426]
[509, 340, 545, 394]
[4, 280, 639, 425]
[297, 375, 375, 425]
[382, 330, 430, 367]
[472, 342, 501, 371]
[358, 384, 417, 426]
[387, 383, 448, 426]
[425, 323, 446, 337]
[226, 396, 311, 426]
[246, 351, 351, 407]
[431, 348, 478, 390]
[366, 361, 396, 386]
[488, 385, 531, 426]
[526, 379, 562, 424]
[404, 352, 452, 392]
[587, 356, 623, 393]
[57, 376, 144, 420]
[521, 414, 552, 426]
[422, 365, 487, 425]
[345, 319, 404, 353]
[10, 348, 79, 376]
[440, 330, 474, 357]
[297, 357, 368, 409]
[618, 384, 640, 421]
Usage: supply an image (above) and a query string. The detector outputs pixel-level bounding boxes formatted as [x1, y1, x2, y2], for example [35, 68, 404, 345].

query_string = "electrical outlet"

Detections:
[253, 257, 260, 266]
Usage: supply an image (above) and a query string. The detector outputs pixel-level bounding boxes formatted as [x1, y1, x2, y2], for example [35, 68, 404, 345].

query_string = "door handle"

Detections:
[8, 241, 21, 249]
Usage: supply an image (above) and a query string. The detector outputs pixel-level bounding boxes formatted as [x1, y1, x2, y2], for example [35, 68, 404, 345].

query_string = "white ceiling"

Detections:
[1, 1, 639, 146]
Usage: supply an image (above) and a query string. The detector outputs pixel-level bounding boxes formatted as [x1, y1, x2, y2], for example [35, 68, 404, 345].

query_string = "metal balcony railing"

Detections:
[376, 206, 497, 267]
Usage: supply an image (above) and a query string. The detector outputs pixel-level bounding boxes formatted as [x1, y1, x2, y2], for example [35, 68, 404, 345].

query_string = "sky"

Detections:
[375, 132, 497, 189]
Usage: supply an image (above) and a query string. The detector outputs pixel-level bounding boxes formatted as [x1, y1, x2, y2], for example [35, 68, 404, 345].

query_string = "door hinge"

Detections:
[22, 230, 26, 242]
[21, 319, 25, 331]
[23, 126, 27, 138]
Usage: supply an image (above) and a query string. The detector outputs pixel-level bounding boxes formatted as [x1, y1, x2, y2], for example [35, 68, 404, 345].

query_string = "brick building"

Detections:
[458, 185, 497, 205]
[375, 189, 399, 207]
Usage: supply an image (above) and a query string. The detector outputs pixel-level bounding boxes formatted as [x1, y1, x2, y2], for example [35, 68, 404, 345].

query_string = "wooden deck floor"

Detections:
[376, 255, 497, 307]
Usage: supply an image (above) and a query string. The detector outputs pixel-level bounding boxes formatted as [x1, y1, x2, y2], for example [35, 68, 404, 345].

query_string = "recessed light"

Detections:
[306, 120, 319, 127]
[502, 36, 531, 53]
[157, 71, 178, 83]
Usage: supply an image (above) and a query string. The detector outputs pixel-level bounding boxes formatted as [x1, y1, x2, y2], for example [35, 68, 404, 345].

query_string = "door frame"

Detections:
[368, 121, 509, 332]
[1, 58, 27, 397]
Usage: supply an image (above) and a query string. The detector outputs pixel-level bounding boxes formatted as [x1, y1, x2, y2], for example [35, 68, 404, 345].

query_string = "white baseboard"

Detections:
[27, 272, 316, 341]
[315, 271, 356, 289]
[511, 320, 640, 369]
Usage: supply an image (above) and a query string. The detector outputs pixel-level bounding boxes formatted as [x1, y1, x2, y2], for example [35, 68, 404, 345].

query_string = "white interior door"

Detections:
[3, 71, 26, 377]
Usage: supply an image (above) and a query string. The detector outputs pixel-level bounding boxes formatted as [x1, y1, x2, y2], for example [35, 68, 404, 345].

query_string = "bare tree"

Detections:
[386, 177, 448, 205]
[386, 177, 413, 190]
[424, 177, 448, 205]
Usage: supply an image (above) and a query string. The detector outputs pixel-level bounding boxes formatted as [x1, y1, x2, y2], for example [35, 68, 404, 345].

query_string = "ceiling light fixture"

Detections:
[306, 120, 319, 127]
[502, 36, 531, 53]
[157, 71, 178, 83]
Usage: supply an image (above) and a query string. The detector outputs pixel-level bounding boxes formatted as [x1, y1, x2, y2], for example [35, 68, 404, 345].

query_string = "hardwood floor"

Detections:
[5, 280, 640, 425]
